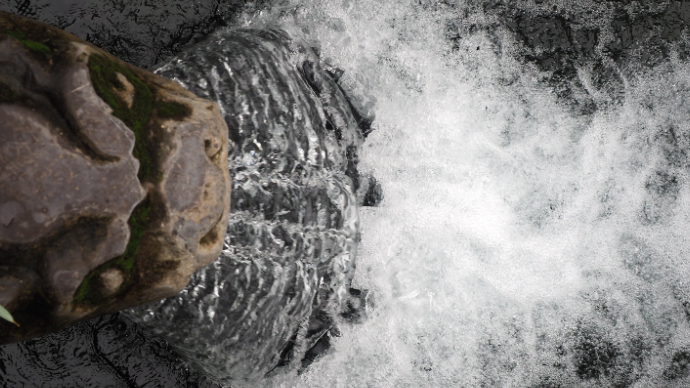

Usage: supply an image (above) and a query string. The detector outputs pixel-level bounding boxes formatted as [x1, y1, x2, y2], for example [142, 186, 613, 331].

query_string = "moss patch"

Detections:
[72, 199, 151, 307]
[87, 54, 153, 180]
[157, 100, 192, 120]
[76, 53, 201, 309]
[6, 30, 51, 56]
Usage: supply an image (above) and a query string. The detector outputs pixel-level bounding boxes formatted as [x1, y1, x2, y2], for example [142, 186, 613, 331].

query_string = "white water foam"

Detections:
[234, 1, 690, 386]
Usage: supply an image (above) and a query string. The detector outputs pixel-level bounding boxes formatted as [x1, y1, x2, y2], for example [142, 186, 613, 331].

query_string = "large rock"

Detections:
[0, 12, 231, 344]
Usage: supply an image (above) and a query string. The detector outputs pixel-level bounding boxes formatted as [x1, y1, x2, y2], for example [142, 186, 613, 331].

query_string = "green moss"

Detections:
[6, 30, 51, 56]
[157, 100, 192, 120]
[21, 39, 51, 55]
[72, 199, 151, 307]
[73, 54, 201, 307]
[87, 54, 153, 180]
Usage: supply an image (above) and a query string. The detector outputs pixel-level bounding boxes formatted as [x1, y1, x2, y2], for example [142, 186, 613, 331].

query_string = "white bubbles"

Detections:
[238, 0, 690, 386]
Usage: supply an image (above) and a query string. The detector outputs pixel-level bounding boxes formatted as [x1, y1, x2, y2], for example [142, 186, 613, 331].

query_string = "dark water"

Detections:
[1, 0, 267, 69]
[0, 313, 221, 388]
[2, 0, 690, 387]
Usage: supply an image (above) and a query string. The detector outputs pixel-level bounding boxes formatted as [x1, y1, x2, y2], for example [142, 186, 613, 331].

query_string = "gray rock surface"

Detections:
[0, 11, 231, 344]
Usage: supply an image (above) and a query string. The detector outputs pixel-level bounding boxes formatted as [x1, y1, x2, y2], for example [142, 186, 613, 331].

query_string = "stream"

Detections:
[3, 1, 690, 387]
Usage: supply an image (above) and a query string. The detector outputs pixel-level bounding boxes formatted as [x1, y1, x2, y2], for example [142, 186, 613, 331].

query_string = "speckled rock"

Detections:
[0, 12, 230, 344]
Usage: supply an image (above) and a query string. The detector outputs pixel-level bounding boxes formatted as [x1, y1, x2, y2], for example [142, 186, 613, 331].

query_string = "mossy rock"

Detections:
[0, 11, 231, 344]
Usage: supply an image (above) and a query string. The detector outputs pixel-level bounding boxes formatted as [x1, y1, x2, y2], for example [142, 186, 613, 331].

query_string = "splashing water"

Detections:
[225, 1, 690, 387]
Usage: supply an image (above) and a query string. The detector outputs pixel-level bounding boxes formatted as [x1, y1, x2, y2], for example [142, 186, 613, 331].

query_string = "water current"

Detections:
[3, 0, 690, 387]
[244, 1, 690, 387]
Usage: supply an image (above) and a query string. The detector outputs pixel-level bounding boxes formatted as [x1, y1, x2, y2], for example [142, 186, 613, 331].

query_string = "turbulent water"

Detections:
[238, 1, 690, 387]
[3, 0, 690, 387]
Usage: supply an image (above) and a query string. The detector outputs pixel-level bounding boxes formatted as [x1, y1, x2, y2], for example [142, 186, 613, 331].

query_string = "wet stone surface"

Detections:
[0, 0, 269, 70]
[442, 0, 690, 115]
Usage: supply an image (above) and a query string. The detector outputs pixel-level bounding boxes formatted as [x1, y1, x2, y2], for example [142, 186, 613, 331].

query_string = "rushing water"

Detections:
[237, 1, 690, 387]
[3, 0, 690, 387]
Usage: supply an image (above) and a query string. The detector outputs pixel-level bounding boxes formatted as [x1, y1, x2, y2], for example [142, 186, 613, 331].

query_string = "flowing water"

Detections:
[236, 1, 690, 387]
[3, 0, 690, 387]
[125, 27, 363, 383]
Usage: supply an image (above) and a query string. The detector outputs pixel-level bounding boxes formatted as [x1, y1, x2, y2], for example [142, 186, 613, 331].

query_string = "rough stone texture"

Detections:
[0, 11, 231, 344]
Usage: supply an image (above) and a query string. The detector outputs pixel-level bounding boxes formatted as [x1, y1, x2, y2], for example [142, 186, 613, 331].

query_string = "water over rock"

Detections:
[0, 7, 374, 385]
[0, 312, 223, 388]
[124, 26, 367, 383]
[0, 0, 264, 70]
[0, 11, 231, 344]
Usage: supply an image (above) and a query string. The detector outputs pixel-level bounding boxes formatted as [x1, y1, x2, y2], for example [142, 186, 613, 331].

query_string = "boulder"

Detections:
[0, 11, 231, 344]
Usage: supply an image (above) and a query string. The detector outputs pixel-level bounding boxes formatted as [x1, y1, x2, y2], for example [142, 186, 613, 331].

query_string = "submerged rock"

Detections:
[0, 12, 231, 344]
[125, 27, 367, 382]
[0, 313, 223, 388]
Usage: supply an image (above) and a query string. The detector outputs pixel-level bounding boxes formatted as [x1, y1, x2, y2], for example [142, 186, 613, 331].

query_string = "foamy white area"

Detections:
[236, 1, 690, 386]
